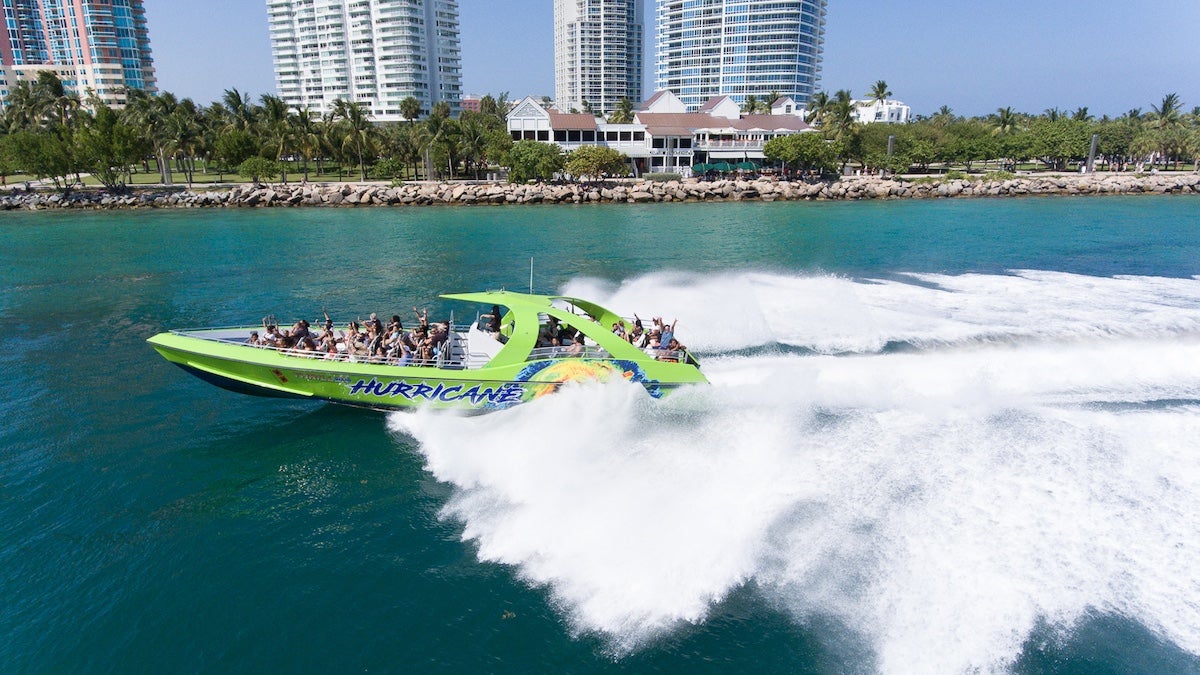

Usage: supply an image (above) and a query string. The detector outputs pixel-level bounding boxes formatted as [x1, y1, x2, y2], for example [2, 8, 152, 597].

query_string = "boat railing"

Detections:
[184, 331, 475, 369]
[526, 345, 612, 361]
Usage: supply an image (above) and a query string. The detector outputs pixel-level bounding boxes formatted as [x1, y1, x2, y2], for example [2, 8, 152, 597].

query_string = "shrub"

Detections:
[370, 158, 406, 181]
[944, 170, 968, 180]
[238, 157, 280, 183]
[644, 172, 682, 182]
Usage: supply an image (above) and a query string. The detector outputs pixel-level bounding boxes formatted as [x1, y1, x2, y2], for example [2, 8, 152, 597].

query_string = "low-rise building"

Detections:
[852, 98, 911, 124]
[506, 90, 812, 176]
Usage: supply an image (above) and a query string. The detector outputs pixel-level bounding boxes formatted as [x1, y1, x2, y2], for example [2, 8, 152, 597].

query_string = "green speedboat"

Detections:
[147, 290, 706, 412]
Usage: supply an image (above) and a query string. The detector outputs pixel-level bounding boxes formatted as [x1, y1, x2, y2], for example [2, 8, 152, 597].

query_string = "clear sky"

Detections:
[143, 0, 1200, 118]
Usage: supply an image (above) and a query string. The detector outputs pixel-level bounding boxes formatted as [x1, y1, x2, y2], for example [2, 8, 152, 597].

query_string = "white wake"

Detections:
[388, 271, 1200, 673]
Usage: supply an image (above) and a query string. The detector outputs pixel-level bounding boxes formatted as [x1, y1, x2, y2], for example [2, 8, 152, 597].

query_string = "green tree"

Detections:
[238, 156, 280, 183]
[806, 91, 830, 127]
[400, 96, 422, 124]
[1095, 119, 1137, 168]
[215, 128, 258, 173]
[1030, 117, 1092, 170]
[293, 107, 321, 181]
[259, 94, 295, 183]
[869, 80, 892, 103]
[76, 101, 146, 191]
[370, 157, 407, 181]
[608, 97, 634, 124]
[1150, 93, 1183, 129]
[992, 107, 1020, 136]
[564, 145, 629, 181]
[763, 132, 836, 174]
[503, 140, 563, 182]
[330, 98, 375, 181]
[942, 120, 997, 170]
[0, 129, 75, 189]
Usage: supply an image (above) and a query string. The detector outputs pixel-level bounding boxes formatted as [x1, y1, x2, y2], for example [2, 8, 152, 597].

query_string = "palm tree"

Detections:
[1071, 106, 1092, 122]
[400, 96, 422, 124]
[293, 107, 321, 181]
[123, 89, 179, 184]
[259, 94, 296, 183]
[222, 87, 256, 131]
[742, 94, 759, 114]
[826, 90, 857, 143]
[1150, 92, 1183, 129]
[167, 98, 203, 185]
[992, 106, 1019, 136]
[330, 98, 375, 181]
[458, 117, 490, 178]
[806, 91, 830, 126]
[607, 97, 634, 124]
[1043, 107, 1063, 122]
[869, 80, 892, 103]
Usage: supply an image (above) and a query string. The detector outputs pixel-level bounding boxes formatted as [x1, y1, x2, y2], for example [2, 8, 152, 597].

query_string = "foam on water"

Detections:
[388, 271, 1200, 672]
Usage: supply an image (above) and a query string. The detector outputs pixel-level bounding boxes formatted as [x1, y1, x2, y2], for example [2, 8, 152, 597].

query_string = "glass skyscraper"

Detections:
[0, 0, 156, 106]
[266, 0, 463, 121]
[654, 0, 827, 110]
[554, 0, 643, 116]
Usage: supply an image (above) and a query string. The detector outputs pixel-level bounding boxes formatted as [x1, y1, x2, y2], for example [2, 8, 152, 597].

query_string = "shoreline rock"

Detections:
[2, 172, 1198, 211]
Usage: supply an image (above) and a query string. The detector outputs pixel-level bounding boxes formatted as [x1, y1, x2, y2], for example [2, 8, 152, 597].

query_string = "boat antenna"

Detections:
[529, 256, 534, 294]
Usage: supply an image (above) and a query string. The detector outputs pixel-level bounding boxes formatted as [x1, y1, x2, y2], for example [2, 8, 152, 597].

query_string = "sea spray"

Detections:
[389, 270, 1200, 671]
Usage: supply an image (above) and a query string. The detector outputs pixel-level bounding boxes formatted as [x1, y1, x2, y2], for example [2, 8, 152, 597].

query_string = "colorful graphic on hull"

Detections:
[514, 359, 664, 400]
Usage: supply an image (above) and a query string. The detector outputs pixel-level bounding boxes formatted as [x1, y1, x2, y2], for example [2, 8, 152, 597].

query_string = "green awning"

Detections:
[691, 163, 709, 173]
[710, 162, 733, 172]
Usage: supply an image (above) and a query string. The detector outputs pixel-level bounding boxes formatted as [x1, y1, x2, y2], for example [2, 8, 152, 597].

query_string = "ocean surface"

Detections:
[2, 196, 1200, 674]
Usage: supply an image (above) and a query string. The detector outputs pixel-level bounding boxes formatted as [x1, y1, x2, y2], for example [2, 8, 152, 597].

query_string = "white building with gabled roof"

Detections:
[506, 91, 813, 176]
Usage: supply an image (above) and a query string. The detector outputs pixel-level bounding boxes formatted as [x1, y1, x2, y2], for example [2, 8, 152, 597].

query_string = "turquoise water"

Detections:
[3, 197, 1200, 673]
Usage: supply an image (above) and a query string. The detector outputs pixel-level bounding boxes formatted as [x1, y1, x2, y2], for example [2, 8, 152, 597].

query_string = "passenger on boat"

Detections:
[246, 331, 261, 346]
[483, 305, 502, 335]
[657, 337, 683, 362]
[413, 307, 430, 332]
[262, 323, 282, 347]
[611, 321, 626, 339]
[657, 318, 677, 351]
[322, 309, 334, 332]
[366, 313, 384, 335]
[565, 333, 586, 357]
[430, 321, 449, 350]
[289, 319, 311, 341]
[343, 322, 365, 355]
[316, 328, 337, 355]
[387, 314, 403, 334]
[627, 322, 645, 346]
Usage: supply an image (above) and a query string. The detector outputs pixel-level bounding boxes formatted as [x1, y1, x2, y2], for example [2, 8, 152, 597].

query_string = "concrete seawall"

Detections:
[3, 172, 1198, 210]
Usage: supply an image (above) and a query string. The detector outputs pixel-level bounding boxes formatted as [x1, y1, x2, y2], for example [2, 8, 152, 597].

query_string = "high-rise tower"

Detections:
[0, 0, 156, 107]
[554, 0, 643, 116]
[267, 0, 462, 121]
[655, 0, 827, 111]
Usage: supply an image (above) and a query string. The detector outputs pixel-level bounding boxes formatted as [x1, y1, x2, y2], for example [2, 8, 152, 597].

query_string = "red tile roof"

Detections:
[547, 111, 599, 130]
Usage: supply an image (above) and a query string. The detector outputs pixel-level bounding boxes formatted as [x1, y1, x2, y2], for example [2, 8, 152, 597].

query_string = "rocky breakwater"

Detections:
[2, 172, 1198, 211]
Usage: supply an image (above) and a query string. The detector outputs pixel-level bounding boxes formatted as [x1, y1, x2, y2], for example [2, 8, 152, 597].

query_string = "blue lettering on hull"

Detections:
[348, 378, 525, 408]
